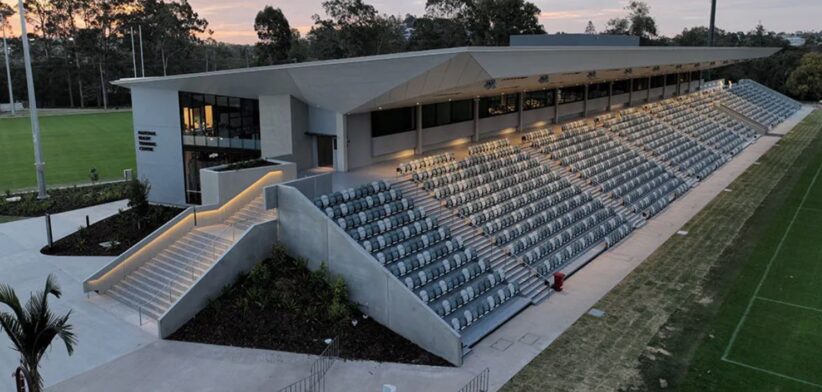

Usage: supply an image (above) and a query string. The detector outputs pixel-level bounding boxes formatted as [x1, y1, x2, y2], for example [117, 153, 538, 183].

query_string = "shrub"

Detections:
[126, 179, 151, 215]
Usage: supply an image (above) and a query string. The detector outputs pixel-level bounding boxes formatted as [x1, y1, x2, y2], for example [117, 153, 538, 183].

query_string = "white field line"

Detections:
[720, 358, 822, 389]
[722, 158, 822, 360]
[755, 296, 822, 315]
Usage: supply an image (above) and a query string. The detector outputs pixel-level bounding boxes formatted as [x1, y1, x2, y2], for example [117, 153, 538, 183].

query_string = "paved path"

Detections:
[0, 201, 157, 392]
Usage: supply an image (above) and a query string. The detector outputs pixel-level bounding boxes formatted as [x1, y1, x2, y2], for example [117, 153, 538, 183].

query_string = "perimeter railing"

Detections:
[457, 368, 490, 392]
[276, 337, 341, 392]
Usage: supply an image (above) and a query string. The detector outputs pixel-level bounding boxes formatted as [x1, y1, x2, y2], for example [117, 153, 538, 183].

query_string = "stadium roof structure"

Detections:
[113, 46, 779, 114]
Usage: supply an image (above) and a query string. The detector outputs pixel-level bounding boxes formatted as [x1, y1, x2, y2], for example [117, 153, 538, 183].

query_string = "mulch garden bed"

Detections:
[41, 205, 183, 256]
[170, 246, 451, 367]
[1, 181, 130, 217]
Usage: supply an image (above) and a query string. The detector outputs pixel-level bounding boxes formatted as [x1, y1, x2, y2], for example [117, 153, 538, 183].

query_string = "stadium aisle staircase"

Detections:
[105, 194, 276, 320]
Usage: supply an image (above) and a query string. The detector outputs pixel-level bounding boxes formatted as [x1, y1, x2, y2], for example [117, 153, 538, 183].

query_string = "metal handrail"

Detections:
[138, 282, 172, 326]
[277, 337, 341, 392]
[457, 368, 490, 392]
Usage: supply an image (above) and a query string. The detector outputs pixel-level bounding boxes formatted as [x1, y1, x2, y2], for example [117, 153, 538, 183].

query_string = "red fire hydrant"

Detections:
[552, 272, 566, 291]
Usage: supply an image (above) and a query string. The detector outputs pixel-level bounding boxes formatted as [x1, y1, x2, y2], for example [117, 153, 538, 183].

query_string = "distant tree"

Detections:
[307, 0, 406, 59]
[0, 2, 14, 23]
[406, 14, 468, 50]
[605, 1, 657, 42]
[253, 6, 293, 65]
[786, 52, 822, 101]
[425, 0, 545, 46]
[0, 275, 77, 392]
[604, 17, 629, 35]
[131, 0, 209, 76]
[585, 20, 596, 35]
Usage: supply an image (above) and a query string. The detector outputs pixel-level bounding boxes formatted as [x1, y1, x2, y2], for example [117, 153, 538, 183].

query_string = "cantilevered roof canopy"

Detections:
[112, 46, 779, 114]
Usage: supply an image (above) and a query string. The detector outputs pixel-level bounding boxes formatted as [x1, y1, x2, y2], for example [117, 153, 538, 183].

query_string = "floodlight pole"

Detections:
[138, 25, 145, 77]
[130, 27, 137, 78]
[2, 17, 15, 115]
[18, 0, 47, 199]
[707, 0, 717, 80]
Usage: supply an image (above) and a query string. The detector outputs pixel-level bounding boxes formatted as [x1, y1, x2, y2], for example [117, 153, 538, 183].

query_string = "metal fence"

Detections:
[277, 337, 341, 392]
[457, 368, 490, 392]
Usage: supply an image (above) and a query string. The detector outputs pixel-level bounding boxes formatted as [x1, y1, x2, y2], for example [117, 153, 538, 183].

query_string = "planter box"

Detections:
[200, 159, 297, 206]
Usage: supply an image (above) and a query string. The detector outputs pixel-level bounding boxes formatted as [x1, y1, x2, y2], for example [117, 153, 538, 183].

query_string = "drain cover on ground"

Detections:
[519, 333, 540, 345]
[588, 308, 606, 318]
[491, 338, 514, 351]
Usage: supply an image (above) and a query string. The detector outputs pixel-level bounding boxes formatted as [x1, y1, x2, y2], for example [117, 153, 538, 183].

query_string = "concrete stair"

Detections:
[105, 194, 276, 321]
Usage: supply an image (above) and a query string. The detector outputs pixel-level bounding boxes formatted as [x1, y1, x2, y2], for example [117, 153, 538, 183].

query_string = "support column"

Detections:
[583, 85, 589, 117]
[646, 76, 651, 102]
[415, 104, 423, 155]
[699, 70, 704, 90]
[335, 112, 348, 172]
[554, 88, 560, 124]
[607, 82, 613, 111]
[662, 79, 667, 98]
[473, 98, 480, 142]
[627, 79, 633, 107]
[677, 74, 682, 96]
[517, 92, 525, 132]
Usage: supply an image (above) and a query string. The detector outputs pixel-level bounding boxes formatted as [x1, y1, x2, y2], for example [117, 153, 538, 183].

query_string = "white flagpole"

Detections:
[2, 17, 15, 115]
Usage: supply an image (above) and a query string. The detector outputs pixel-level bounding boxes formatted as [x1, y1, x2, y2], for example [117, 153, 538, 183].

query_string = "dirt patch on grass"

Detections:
[169, 246, 450, 367]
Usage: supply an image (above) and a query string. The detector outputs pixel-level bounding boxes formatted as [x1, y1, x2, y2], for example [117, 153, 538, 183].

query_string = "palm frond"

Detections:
[0, 283, 26, 325]
[0, 312, 24, 352]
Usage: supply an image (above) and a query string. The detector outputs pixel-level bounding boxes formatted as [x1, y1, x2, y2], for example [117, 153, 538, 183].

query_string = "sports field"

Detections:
[680, 110, 822, 390]
[0, 111, 135, 191]
[502, 110, 822, 391]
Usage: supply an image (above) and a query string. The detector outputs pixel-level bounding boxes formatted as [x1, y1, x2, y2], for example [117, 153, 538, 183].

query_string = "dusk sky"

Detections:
[0, 0, 819, 44]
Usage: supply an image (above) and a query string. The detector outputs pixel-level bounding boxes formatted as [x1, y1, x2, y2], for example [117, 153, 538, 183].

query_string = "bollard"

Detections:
[45, 213, 53, 248]
[193, 207, 197, 226]
[86, 215, 90, 228]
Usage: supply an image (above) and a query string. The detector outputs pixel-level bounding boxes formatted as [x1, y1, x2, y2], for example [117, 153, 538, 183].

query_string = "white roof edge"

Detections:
[111, 46, 780, 88]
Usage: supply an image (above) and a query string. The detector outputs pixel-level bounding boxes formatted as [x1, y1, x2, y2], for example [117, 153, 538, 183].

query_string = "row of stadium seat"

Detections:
[526, 123, 684, 219]
[396, 152, 455, 175]
[685, 94, 759, 140]
[313, 181, 521, 333]
[650, 100, 747, 156]
[614, 111, 724, 180]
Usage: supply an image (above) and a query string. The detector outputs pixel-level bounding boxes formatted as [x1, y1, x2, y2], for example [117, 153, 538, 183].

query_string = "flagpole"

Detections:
[130, 27, 137, 77]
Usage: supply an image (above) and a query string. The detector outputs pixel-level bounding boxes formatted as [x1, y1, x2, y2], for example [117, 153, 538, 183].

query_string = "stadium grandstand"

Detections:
[88, 44, 807, 367]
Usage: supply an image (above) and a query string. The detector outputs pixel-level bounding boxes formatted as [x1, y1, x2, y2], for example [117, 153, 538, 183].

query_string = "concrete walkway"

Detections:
[38, 107, 816, 392]
[0, 200, 157, 392]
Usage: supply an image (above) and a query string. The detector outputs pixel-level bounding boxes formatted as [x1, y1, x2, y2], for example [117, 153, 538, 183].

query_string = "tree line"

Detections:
[0, 0, 820, 109]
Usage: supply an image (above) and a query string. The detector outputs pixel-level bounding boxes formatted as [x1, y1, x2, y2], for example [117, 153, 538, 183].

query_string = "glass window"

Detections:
[666, 74, 678, 86]
[632, 78, 649, 91]
[612, 80, 629, 95]
[179, 91, 260, 144]
[588, 83, 609, 99]
[559, 86, 585, 104]
[479, 93, 519, 118]
[691, 71, 701, 82]
[651, 75, 665, 88]
[421, 99, 474, 128]
[523, 90, 554, 110]
[372, 107, 416, 137]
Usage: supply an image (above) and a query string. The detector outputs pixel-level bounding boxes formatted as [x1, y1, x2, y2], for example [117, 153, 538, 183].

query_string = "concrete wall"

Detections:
[275, 185, 464, 365]
[309, 106, 338, 135]
[158, 220, 278, 338]
[264, 174, 333, 210]
[346, 112, 373, 170]
[259, 95, 314, 171]
[200, 160, 297, 206]
[131, 87, 186, 205]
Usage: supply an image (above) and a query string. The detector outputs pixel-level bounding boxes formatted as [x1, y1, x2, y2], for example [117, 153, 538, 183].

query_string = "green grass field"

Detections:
[680, 112, 822, 390]
[0, 111, 135, 192]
